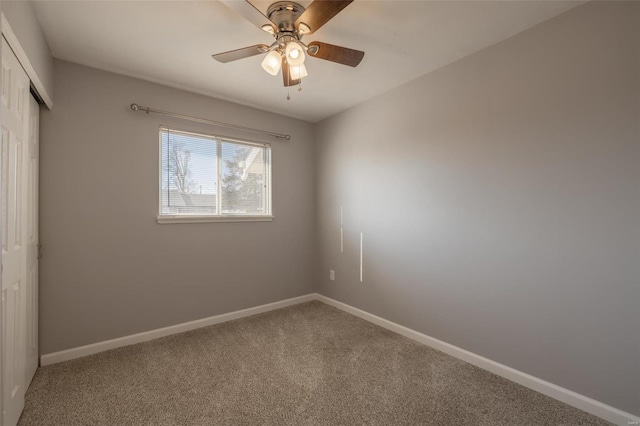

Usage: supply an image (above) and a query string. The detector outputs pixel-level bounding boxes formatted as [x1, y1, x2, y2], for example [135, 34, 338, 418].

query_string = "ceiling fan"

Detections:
[213, 0, 364, 95]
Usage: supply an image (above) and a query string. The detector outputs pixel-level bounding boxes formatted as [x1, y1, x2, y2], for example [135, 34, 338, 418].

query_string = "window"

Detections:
[158, 127, 272, 223]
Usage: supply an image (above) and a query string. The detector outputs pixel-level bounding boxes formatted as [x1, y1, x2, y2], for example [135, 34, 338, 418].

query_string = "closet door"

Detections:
[1, 36, 30, 426]
[24, 94, 38, 387]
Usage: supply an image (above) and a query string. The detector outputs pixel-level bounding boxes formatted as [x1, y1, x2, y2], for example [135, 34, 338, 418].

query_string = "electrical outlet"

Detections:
[329, 270, 335, 281]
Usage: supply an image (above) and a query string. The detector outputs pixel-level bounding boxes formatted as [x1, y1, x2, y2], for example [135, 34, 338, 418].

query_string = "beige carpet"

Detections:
[20, 301, 610, 425]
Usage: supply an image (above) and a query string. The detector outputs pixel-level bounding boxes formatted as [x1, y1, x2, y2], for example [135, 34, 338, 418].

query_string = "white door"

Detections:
[24, 94, 38, 387]
[1, 36, 30, 426]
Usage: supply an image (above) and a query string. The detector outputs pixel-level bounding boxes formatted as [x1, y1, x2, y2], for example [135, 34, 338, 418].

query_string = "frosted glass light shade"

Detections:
[289, 64, 308, 80]
[261, 51, 282, 76]
[285, 41, 305, 67]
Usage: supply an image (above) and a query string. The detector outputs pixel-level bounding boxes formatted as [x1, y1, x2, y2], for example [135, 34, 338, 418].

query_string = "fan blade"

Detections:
[307, 41, 364, 67]
[282, 59, 301, 87]
[212, 44, 269, 63]
[220, 0, 276, 32]
[295, 0, 353, 35]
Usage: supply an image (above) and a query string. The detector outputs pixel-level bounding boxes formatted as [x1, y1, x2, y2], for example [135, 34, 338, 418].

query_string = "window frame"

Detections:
[157, 126, 273, 224]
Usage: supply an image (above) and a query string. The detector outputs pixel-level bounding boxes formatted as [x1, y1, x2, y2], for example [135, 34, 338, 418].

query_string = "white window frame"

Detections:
[157, 126, 273, 224]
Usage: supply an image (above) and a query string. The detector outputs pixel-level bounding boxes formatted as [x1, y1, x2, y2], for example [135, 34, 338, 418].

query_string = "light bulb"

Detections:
[289, 64, 308, 80]
[285, 41, 305, 67]
[297, 23, 311, 35]
[261, 51, 282, 76]
[261, 24, 275, 34]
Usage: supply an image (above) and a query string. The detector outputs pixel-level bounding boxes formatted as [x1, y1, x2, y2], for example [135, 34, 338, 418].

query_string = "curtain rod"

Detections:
[130, 103, 291, 140]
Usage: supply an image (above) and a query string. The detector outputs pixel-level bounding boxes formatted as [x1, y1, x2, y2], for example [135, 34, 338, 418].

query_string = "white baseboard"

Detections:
[40, 292, 638, 425]
[315, 293, 639, 426]
[40, 294, 316, 366]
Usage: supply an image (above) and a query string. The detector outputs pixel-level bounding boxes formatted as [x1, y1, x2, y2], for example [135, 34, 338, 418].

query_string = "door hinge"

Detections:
[37, 244, 43, 260]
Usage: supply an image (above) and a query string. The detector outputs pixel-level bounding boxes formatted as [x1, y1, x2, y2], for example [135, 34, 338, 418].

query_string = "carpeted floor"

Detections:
[20, 301, 610, 425]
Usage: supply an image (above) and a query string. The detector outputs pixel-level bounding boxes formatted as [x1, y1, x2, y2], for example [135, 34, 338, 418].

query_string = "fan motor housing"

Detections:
[267, 1, 305, 33]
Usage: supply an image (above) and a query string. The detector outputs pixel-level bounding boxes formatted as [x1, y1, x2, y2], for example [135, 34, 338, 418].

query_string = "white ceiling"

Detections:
[31, 0, 583, 122]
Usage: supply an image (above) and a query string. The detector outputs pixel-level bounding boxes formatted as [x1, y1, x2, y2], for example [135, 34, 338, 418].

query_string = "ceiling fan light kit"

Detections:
[261, 50, 282, 75]
[285, 41, 305, 67]
[290, 64, 308, 80]
[214, 0, 365, 99]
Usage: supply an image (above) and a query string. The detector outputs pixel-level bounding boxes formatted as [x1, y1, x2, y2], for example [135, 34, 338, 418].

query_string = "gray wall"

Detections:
[39, 60, 316, 354]
[315, 1, 639, 416]
[2, 0, 53, 105]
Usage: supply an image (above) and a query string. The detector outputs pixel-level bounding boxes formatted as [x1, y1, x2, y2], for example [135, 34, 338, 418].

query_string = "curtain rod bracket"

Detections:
[129, 103, 290, 140]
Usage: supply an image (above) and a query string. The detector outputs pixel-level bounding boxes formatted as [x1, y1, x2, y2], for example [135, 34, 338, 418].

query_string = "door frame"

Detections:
[0, 14, 52, 110]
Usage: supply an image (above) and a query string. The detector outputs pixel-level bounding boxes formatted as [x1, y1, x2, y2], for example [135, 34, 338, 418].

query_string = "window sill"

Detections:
[157, 215, 274, 224]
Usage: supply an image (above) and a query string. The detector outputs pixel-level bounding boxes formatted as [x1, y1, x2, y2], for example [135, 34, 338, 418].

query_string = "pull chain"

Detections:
[285, 57, 291, 100]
